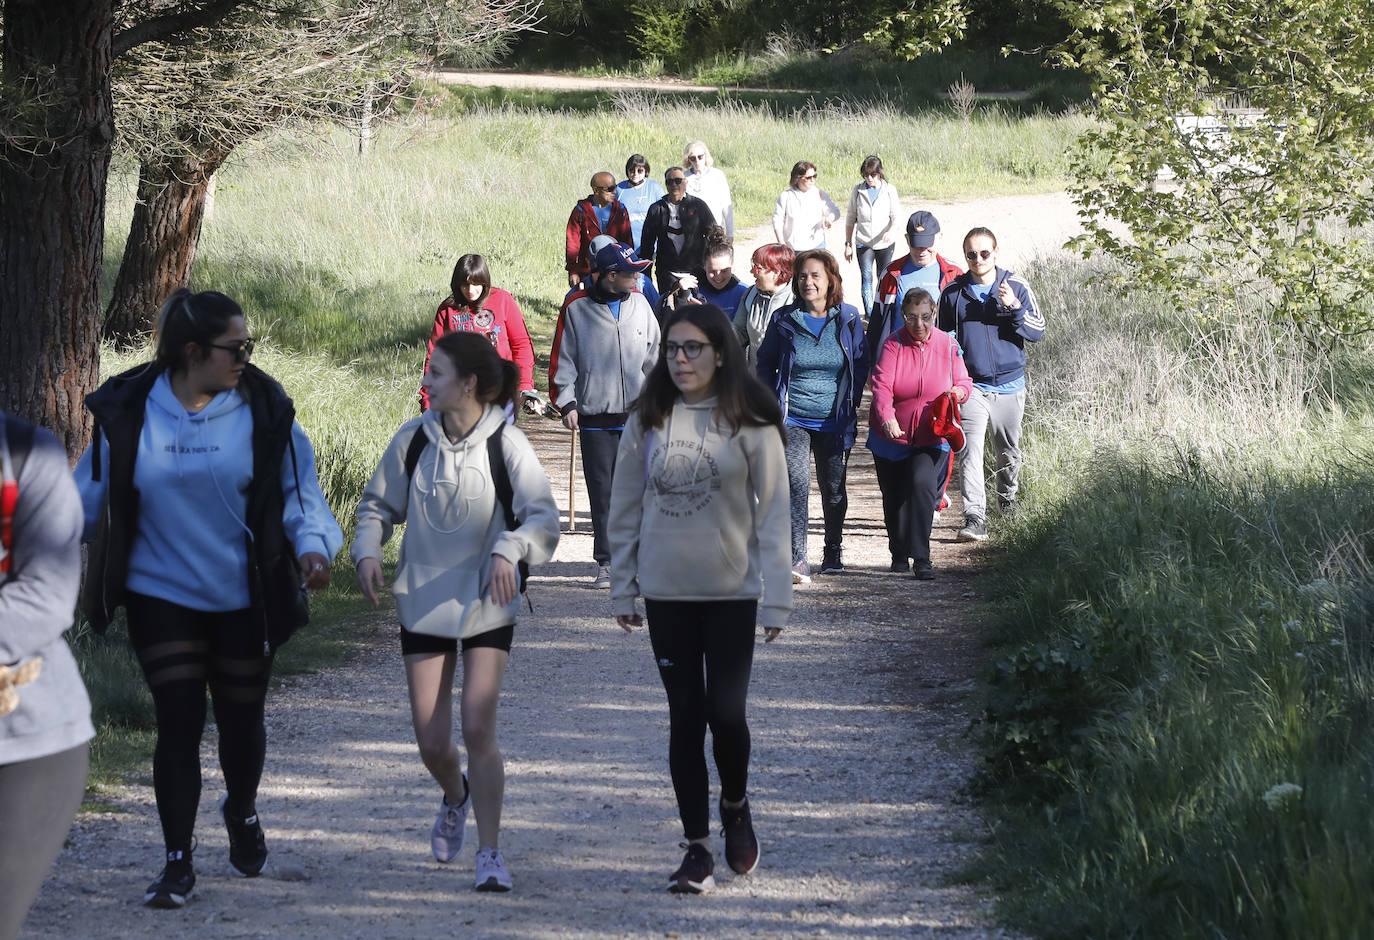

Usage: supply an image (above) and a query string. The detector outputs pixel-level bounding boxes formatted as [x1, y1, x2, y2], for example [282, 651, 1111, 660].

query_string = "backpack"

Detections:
[403, 422, 528, 594]
[0, 414, 35, 576]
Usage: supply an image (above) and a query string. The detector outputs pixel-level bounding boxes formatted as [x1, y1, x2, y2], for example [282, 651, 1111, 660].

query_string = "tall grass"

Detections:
[973, 254, 1374, 936]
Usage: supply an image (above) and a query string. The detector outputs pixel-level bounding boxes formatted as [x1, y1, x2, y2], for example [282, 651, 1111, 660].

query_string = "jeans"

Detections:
[855, 243, 895, 320]
[579, 427, 622, 565]
[645, 599, 757, 841]
[958, 387, 1026, 522]
[783, 425, 850, 565]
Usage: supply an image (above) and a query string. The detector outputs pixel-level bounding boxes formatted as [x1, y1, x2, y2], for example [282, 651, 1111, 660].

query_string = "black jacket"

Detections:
[640, 194, 717, 295]
[82, 362, 308, 654]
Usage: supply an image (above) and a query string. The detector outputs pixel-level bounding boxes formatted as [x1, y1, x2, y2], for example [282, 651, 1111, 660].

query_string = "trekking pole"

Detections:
[567, 429, 577, 533]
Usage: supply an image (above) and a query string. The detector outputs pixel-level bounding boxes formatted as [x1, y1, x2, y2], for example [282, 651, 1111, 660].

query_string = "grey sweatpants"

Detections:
[957, 387, 1026, 523]
[0, 742, 88, 939]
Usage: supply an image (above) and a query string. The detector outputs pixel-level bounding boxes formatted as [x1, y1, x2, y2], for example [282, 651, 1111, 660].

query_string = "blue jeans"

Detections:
[856, 243, 894, 320]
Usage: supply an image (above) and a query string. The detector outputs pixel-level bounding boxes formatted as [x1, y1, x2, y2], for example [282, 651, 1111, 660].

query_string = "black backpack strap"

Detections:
[485, 424, 530, 598]
[403, 426, 429, 480]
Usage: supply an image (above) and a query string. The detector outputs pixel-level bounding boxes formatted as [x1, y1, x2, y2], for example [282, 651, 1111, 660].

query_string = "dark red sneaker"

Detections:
[720, 797, 760, 875]
[668, 842, 715, 894]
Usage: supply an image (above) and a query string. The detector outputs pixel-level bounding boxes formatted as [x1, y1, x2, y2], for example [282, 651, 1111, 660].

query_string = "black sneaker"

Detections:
[913, 559, 935, 580]
[668, 842, 715, 894]
[720, 797, 760, 875]
[956, 518, 988, 542]
[220, 794, 268, 877]
[889, 556, 910, 573]
[144, 852, 195, 908]
[819, 549, 844, 574]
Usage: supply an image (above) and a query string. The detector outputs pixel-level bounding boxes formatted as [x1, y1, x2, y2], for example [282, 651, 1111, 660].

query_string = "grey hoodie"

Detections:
[351, 405, 560, 640]
[734, 282, 794, 368]
[608, 398, 792, 629]
[1, 413, 94, 765]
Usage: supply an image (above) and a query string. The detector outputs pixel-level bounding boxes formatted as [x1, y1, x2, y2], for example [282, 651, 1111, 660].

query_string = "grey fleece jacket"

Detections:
[551, 291, 660, 419]
[1, 413, 94, 765]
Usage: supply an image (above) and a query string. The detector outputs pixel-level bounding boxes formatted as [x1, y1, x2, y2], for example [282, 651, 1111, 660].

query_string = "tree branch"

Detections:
[113, 0, 254, 58]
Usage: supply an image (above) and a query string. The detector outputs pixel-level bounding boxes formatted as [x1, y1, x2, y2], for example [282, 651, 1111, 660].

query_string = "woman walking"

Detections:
[421, 253, 542, 417]
[867, 288, 971, 579]
[771, 161, 840, 252]
[682, 140, 734, 237]
[76, 289, 343, 908]
[353, 331, 559, 892]
[609, 303, 791, 894]
[732, 242, 795, 368]
[843, 155, 902, 319]
[755, 249, 869, 581]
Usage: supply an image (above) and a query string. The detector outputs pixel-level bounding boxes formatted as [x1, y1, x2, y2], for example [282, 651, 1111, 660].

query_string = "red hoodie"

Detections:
[565, 197, 632, 276]
[420, 287, 535, 409]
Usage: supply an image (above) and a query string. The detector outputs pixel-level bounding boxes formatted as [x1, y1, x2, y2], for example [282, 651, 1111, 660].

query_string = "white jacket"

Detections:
[608, 399, 792, 629]
[352, 405, 559, 639]
[845, 180, 902, 250]
[684, 166, 733, 237]
[772, 187, 840, 251]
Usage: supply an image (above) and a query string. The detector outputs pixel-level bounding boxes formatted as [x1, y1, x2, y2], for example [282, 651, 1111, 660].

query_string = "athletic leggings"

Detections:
[125, 592, 274, 857]
[783, 426, 851, 565]
[0, 743, 88, 939]
[644, 598, 757, 841]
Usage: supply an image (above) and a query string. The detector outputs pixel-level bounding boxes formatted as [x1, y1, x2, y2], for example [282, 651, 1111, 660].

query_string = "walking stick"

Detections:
[567, 429, 577, 533]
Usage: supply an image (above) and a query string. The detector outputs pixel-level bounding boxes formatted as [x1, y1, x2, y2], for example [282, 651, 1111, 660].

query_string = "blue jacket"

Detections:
[755, 302, 870, 449]
[937, 268, 1044, 385]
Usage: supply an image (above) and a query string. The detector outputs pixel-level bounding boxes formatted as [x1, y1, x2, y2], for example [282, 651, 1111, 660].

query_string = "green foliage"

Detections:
[972, 255, 1374, 936]
[1051, 0, 1374, 337]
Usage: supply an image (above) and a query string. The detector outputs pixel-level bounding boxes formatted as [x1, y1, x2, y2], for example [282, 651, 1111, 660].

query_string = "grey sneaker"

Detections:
[791, 561, 811, 584]
[591, 565, 612, 589]
[957, 518, 988, 542]
[475, 846, 512, 892]
[430, 775, 469, 863]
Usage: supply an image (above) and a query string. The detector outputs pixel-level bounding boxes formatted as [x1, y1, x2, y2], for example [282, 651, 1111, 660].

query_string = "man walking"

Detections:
[566, 171, 633, 289]
[866, 210, 963, 359]
[640, 166, 716, 296]
[549, 242, 661, 587]
[938, 227, 1045, 542]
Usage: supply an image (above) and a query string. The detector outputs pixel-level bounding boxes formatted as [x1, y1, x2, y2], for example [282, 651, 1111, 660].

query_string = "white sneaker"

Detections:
[591, 565, 611, 589]
[430, 775, 469, 863]
[475, 846, 512, 892]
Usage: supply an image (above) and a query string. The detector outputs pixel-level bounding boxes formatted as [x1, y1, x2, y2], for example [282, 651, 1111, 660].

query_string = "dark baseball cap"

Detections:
[593, 242, 650, 274]
[906, 210, 940, 247]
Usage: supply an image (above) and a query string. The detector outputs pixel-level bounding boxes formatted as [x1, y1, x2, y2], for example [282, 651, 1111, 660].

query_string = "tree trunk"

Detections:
[0, 0, 114, 458]
[103, 148, 231, 344]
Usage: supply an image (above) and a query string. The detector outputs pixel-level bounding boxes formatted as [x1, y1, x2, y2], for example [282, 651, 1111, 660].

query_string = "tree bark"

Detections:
[103, 148, 231, 344]
[0, 0, 114, 458]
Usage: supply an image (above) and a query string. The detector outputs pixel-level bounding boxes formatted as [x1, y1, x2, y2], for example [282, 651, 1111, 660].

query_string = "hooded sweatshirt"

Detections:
[608, 398, 792, 629]
[733, 282, 794, 368]
[351, 404, 559, 639]
[75, 372, 342, 613]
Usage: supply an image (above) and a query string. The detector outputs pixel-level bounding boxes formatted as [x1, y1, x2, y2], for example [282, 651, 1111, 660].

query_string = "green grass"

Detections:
[969, 254, 1374, 937]
[86, 95, 1081, 785]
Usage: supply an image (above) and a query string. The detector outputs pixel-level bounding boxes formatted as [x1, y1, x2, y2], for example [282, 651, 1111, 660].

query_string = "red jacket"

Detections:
[865, 252, 964, 360]
[868, 326, 973, 447]
[420, 287, 535, 409]
[565, 197, 632, 276]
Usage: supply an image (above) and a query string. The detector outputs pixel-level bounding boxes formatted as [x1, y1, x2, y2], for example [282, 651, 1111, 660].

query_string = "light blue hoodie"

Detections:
[75, 373, 342, 612]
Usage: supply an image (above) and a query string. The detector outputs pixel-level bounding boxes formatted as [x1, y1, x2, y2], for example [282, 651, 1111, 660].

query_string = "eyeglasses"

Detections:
[687, 153, 706, 162]
[801, 174, 817, 181]
[666, 177, 686, 186]
[207, 338, 255, 362]
[965, 249, 993, 261]
[904, 310, 937, 322]
[664, 340, 712, 360]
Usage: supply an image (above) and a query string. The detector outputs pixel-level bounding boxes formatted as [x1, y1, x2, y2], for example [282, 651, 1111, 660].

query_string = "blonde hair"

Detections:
[683, 140, 714, 169]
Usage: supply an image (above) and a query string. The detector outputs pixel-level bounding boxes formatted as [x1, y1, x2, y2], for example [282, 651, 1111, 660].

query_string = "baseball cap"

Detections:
[593, 242, 651, 274]
[906, 210, 940, 247]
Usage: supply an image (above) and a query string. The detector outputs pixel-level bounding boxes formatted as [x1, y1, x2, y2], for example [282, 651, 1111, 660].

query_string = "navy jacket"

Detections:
[755, 302, 870, 449]
[937, 268, 1044, 385]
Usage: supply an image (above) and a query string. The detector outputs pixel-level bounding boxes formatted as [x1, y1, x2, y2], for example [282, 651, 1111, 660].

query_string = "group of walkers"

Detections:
[0, 140, 1046, 933]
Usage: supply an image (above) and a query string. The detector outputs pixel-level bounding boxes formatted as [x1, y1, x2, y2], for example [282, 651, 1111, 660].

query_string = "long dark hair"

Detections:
[431, 330, 517, 407]
[449, 253, 492, 313]
[155, 288, 244, 371]
[634, 304, 783, 437]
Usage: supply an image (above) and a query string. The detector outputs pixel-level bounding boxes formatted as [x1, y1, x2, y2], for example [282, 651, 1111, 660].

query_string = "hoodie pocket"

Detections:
[394, 562, 480, 638]
[640, 528, 747, 598]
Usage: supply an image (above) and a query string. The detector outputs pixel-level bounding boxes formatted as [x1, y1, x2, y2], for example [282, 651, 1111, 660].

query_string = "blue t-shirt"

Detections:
[884, 259, 945, 341]
[617, 179, 666, 251]
[594, 204, 612, 233]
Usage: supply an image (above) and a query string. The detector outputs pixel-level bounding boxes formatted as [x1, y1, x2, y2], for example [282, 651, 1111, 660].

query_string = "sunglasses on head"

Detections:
[207, 338, 255, 363]
[965, 249, 993, 261]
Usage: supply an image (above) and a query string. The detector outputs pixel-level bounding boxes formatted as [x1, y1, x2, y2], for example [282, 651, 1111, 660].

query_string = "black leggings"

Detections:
[125, 592, 274, 857]
[645, 598, 757, 841]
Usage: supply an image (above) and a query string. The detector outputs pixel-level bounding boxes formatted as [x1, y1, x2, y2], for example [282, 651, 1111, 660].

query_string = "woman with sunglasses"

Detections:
[867, 288, 972, 579]
[682, 140, 734, 238]
[608, 303, 790, 894]
[771, 161, 840, 252]
[755, 249, 869, 582]
[732, 242, 795, 368]
[843, 155, 903, 319]
[421, 253, 542, 417]
[76, 288, 343, 908]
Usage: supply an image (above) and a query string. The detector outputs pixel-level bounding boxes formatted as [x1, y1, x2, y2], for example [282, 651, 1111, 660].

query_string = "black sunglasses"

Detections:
[965, 249, 993, 261]
[666, 177, 686, 185]
[207, 338, 255, 363]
